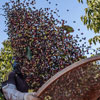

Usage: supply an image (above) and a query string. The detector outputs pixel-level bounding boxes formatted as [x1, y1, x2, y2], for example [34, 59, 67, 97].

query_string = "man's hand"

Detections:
[24, 92, 40, 100]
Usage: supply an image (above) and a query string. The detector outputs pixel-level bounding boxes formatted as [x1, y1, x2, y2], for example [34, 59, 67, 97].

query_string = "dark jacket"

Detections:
[2, 71, 29, 92]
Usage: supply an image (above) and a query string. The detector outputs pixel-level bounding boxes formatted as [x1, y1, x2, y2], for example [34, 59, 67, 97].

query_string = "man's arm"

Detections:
[2, 83, 40, 100]
[2, 84, 25, 100]
[2, 72, 40, 100]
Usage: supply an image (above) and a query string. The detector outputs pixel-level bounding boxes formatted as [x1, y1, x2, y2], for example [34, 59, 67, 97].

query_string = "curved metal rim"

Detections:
[37, 55, 100, 97]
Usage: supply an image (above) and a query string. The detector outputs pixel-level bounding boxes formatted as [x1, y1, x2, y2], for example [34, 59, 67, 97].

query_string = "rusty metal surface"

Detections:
[36, 55, 100, 100]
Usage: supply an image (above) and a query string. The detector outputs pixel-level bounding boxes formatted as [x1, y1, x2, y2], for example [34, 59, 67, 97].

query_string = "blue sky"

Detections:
[0, 0, 99, 56]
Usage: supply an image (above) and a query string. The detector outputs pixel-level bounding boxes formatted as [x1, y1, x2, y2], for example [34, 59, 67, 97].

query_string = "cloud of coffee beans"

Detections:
[2, 0, 90, 90]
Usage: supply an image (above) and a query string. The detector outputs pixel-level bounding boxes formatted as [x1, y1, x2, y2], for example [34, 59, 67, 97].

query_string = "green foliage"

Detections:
[0, 40, 13, 100]
[79, 0, 100, 45]
[0, 92, 5, 100]
[0, 40, 13, 85]
[88, 36, 100, 45]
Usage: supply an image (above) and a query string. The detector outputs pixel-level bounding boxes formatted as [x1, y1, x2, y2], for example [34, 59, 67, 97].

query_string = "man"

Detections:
[1, 60, 40, 100]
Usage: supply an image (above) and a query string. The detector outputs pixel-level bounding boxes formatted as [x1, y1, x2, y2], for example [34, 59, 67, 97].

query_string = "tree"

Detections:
[78, 0, 100, 46]
[0, 40, 13, 100]
[2, 0, 89, 91]
[0, 40, 13, 84]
